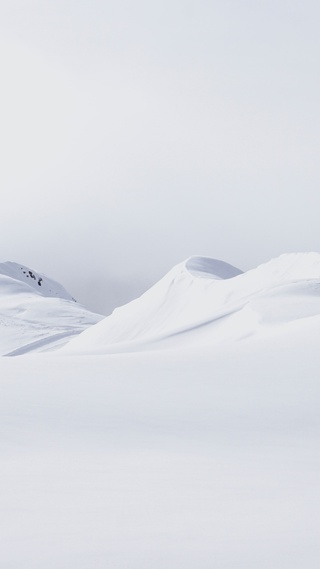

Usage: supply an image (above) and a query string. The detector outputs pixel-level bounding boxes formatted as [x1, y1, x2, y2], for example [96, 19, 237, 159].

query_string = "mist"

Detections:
[1, 0, 320, 313]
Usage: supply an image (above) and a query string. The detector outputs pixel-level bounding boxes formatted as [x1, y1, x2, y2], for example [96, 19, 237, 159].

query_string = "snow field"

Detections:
[1, 253, 320, 567]
[1, 328, 320, 568]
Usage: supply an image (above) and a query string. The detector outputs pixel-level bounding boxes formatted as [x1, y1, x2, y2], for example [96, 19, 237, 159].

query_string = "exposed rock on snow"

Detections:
[0, 262, 102, 356]
[1, 254, 320, 568]
[0, 262, 76, 301]
[2, 253, 320, 357]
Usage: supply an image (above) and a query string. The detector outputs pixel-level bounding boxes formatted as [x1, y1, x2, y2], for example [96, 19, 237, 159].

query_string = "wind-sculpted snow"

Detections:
[0, 262, 102, 355]
[185, 256, 243, 279]
[2, 253, 320, 357]
[64, 253, 320, 354]
[2, 254, 320, 568]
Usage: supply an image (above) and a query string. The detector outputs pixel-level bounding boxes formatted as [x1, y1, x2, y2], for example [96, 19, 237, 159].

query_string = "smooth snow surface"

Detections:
[2, 337, 320, 568]
[1, 253, 320, 568]
[0, 262, 102, 355]
[64, 252, 320, 354]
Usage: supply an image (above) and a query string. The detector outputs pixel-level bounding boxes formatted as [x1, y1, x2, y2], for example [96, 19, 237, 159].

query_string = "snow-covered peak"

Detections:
[0, 262, 76, 301]
[0, 262, 102, 356]
[244, 252, 320, 282]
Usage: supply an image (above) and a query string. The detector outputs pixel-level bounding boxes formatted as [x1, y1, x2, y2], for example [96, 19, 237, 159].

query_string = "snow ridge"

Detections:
[185, 256, 243, 279]
[0, 262, 76, 301]
[63, 252, 320, 354]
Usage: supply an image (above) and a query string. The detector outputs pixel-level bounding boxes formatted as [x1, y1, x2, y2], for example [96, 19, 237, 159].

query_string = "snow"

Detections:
[1, 253, 320, 567]
[64, 252, 320, 354]
[185, 255, 243, 279]
[0, 261, 76, 300]
[0, 262, 102, 355]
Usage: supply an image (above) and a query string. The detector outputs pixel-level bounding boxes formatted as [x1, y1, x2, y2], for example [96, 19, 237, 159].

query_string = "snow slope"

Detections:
[0, 262, 102, 355]
[2, 330, 320, 568]
[1, 253, 320, 568]
[0, 262, 76, 300]
[64, 252, 320, 354]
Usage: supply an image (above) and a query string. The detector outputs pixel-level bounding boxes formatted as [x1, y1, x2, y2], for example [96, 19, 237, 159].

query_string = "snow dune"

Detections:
[1, 254, 320, 568]
[2, 253, 320, 356]
[64, 252, 320, 354]
[185, 255, 243, 279]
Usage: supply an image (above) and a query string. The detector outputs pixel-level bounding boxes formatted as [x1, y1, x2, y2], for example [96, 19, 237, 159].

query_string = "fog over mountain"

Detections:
[1, 0, 320, 313]
[2, 0, 320, 565]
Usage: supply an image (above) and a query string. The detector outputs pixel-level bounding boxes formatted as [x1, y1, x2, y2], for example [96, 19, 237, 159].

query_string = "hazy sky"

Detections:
[1, 0, 320, 313]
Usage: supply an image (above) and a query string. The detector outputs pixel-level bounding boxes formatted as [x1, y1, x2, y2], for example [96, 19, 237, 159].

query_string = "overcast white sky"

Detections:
[1, 0, 320, 313]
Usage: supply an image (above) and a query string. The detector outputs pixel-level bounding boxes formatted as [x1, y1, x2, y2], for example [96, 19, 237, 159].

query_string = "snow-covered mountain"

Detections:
[63, 252, 320, 354]
[0, 261, 102, 356]
[2, 253, 320, 357]
[0, 262, 76, 301]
